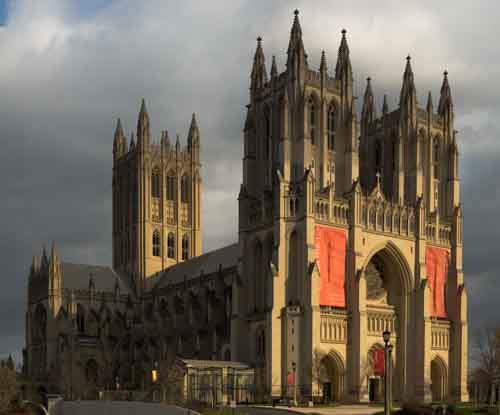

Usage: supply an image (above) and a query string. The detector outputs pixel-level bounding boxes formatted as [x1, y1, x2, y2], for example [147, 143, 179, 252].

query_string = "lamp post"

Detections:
[292, 361, 297, 407]
[383, 330, 391, 415]
[152, 361, 158, 401]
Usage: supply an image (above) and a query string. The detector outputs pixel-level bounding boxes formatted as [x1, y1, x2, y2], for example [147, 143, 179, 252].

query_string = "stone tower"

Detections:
[234, 10, 468, 403]
[112, 101, 202, 292]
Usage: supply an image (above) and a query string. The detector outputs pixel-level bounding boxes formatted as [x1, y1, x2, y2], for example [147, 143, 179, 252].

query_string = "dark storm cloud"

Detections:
[0, 0, 498, 363]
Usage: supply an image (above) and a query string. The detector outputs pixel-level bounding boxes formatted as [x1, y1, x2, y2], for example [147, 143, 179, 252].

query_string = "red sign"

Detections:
[287, 371, 295, 386]
[426, 247, 449, 317]
[315, 225, 347, 308]
[374, 348, 385, 376]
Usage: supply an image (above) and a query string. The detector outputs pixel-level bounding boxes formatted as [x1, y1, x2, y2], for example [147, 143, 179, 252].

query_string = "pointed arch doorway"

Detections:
[320, 351, 345, 403]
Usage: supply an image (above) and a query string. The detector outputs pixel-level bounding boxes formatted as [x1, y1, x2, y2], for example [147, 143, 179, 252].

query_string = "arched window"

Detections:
[433, 138, 440, 180]
[166, 171, 176, 201]
[182, 234, 189, 260]
[151, 170, 161, 198]
[327, 106, 336, 150]
[181, 174, 190, 203]
[167, 233, 175, 259]
[309, 97, 316, 145]
[153, 230, 161, 257]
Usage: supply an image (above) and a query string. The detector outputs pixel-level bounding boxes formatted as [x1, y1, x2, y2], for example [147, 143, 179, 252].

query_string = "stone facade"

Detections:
[24, 10, 468, 404]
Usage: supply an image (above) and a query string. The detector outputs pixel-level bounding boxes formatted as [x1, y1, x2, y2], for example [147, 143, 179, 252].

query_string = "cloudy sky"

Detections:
[1, 0, 499, 364]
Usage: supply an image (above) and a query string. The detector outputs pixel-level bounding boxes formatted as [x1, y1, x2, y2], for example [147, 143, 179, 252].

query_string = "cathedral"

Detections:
[24, 10, 469, 404]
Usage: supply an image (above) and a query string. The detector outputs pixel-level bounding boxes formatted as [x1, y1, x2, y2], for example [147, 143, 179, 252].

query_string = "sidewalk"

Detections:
[249, 404, 383, 415]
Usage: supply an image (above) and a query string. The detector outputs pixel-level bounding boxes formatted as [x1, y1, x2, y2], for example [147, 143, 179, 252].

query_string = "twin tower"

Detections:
[112, 100, 202, 292]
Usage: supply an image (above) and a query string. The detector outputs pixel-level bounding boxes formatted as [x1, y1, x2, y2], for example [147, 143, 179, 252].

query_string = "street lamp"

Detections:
[383, 330, 391, 415]
[292, 361, 297, 407]
[152, 361, 158, 384]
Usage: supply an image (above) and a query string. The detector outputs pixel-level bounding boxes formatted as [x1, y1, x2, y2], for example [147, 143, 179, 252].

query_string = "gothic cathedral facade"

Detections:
[25, 10, 468, 403]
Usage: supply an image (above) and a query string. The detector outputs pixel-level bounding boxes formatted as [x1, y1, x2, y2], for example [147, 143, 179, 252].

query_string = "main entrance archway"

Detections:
[361, 241, 412, 401]
[320, 350, 345, 402]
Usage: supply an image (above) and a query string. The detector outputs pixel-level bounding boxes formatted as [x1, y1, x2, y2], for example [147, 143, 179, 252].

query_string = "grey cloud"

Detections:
[0, 0, 498, 365]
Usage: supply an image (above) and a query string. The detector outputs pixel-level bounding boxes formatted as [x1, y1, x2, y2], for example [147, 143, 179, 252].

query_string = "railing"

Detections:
[367, 307, 397, 337]
[426, 220, 452, 247]
[431, 320, 450, 350]
[320, 309, 347, 344]
[361, 198, 416, 238]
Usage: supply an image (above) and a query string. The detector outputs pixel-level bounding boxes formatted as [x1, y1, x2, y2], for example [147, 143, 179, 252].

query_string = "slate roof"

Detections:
[60, 262, 134, 294]
[154, 243, 239, 289]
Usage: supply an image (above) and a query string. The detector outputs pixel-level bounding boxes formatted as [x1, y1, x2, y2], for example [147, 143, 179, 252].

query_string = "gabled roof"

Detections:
[154, 243, 239, 289]
[60, 262, 134, 294]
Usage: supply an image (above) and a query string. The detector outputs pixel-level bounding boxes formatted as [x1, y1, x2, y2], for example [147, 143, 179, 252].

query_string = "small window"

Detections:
[167, 233, 175, 259]
[327, 107, 336, 150]
[151, 171, 161, 198]
[181, 175, 190, 203]
[309, 98, 316, 145]
[182, 234, 189, 260]
[153, 230, 161, 257]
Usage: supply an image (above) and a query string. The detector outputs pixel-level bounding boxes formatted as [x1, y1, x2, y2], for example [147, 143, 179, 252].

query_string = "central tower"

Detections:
[112, 101, 202, 292]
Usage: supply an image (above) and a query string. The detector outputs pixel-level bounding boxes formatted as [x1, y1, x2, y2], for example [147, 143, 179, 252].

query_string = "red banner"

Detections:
[374, 348, 385, 376]
[315, 225, 347, 307]
[287, 372, 294, 386]
[426, 246, 449, 318]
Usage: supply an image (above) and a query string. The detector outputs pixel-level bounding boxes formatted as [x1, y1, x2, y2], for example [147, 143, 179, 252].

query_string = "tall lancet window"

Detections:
[167, 233, 175, 259]
[264, 108, 271, 160]
[151, 170, 161, 198]
[166, 171, 176, 201]
[152, 230, 161, 257]
[327, 106, 336, 150]
[182, 234, 189, 260]
[181, 175, 190, 203]
[433, 138, 440, 180]
[309, 97, 316, 145]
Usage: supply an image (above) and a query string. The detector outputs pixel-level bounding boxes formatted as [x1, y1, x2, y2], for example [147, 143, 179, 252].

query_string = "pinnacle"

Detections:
[140, 98, 148, 115]
[427, 91, 433, 112]
[320, 50, 327, 72]
[382, 94, 389, 114]
[271, 55, 278, 77]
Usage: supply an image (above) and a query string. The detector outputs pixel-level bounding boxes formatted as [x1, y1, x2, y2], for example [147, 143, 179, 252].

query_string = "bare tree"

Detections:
[311, 348, 326, 398]
[471, 326, 500, 403]
[0, 366, 18, 413]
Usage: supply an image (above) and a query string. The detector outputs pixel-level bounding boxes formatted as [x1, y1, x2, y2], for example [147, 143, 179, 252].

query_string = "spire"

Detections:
[113, 118, 125, 158]
[426, 91, 433, 113]
[49, 243, 61, 282]
[362, 77, 376, 127]
[129, 132, 135, 150]
[30, 255, 39, 276]
[382, 94, 389, 115]
[161, 130, 170, 149]
[136, 98, 150, 149]
[187, 113, 200, 150]
[40, 246, 49, 270]
[335, 29, 352, 80]
[320, 50, 327, 74]
[399, 55, 416, 106]
[286, 9, 307, 71]
[438, 70, 453, 115]
[270, 55, 278, 79]
[250, 36, 267, 95]
[176, 134, 180, 152]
